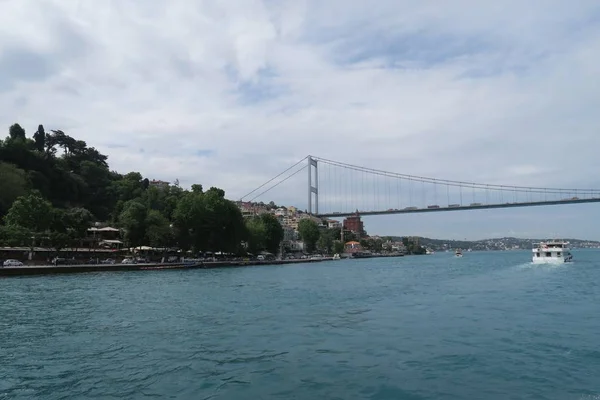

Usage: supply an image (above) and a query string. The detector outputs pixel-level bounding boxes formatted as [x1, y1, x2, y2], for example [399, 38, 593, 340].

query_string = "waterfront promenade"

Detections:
[0, 257, 336, 277]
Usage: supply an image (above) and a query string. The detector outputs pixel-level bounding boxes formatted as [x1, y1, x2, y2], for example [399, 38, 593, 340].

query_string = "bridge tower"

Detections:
[307, 156, 318, 215]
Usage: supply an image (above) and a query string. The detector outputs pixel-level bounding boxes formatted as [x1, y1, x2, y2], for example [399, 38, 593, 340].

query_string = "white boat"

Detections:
[332, 253, 341, 260]
[455, 249, 463, 257]
[532, 240, 573, 264]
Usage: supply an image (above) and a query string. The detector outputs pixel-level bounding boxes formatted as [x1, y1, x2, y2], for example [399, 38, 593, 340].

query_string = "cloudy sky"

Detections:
[2, 0, 600, 240]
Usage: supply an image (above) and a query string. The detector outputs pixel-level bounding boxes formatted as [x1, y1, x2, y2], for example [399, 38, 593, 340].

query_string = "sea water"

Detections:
[1, 250, 599, 399]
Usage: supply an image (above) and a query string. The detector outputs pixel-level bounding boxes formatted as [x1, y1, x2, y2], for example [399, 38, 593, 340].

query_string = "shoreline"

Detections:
[0, 254, 408, 277]
[0, 257, 335, 277]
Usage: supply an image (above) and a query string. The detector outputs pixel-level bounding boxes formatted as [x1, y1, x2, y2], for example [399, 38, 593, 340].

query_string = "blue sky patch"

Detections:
[195, 149, 215, 157]
[225, 64, 289, 104]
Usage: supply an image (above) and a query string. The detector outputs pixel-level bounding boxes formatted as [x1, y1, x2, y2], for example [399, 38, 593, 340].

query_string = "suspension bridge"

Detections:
[240, 156, 600, 218]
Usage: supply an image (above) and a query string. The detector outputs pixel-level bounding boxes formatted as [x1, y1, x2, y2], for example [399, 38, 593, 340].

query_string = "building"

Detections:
[343, 211, 364, 237]
[283, 227, 298, 241]
[237, 201, 269, 218]
[345, 241, 363, 254]
[326, 219, 341, 229]
[274, 207, 288, 217]
[87, 226, 123, 250]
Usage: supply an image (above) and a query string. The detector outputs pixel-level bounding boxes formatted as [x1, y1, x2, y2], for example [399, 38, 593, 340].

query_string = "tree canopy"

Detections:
[0, 122, 269, 255]
[298, 218, 321, 253]
[245, 213, 284, 255]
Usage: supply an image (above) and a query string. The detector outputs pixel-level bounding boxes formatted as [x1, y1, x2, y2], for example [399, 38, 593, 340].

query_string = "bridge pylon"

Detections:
[307, 156, 318, 215]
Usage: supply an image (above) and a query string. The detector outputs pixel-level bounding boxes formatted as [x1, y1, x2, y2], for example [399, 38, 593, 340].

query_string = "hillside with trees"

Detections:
[0, 123, 283, 256]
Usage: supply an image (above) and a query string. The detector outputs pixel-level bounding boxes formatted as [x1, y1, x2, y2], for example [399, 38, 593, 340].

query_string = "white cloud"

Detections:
[1, 0, 600, 238]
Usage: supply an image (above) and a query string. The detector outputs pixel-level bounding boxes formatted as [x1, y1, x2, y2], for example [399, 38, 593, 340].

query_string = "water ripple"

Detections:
[2, 251, 600, 399]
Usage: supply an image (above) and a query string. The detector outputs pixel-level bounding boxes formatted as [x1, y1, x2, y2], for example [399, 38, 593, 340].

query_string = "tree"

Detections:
[203, 188, 246, 253]
[0, 121, 296, 262]
[342, 229, 358, 243]
[298, 218, 320, 253]
[402, 237, 427, 255]
[333, 240, 345, 254]
[8, 123, 26, 141]
[79, 161, 113, 220]
[172, 191, 207, 252]
[172, 188, 246, 254]
[145, 210, 173, 248]
[206, 186, 225, 198]
[245, 216, 267, 255]
[245, 213, 283, 255]
[258, 213, 283, 254]
[48, 231, 71, 255]
[118, 200, 147, 247]
[191, 184, 203, 194]
[317, 228, 335, 254]
[0, 225, 30, 247]
[5, 192, 53, 233]
[0, 162, 29, 218]
[4, 192, 54, 260]
[64, 207, 94, 248]
[33, 125, 45, 152]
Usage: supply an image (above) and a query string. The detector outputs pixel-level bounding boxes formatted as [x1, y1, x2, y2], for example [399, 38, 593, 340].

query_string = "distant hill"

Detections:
[384, 236, 600, 251]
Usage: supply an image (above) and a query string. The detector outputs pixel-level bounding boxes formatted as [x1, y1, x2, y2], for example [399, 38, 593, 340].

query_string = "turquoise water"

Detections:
[1, 251, 600, 399]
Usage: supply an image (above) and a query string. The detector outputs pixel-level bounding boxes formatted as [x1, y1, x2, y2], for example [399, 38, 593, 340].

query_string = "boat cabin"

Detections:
[532, 241, 572, 262]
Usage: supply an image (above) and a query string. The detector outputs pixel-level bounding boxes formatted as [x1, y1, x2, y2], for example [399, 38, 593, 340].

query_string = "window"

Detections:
[536, 252, 540, 257]
[545, 252, 551, 257]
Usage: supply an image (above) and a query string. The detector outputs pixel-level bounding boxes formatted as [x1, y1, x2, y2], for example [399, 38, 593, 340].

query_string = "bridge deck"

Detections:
[316, 198, 600, 218]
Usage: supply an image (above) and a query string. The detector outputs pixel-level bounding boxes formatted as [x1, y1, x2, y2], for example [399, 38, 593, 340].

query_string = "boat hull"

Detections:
[532, 240, 572, 264]
[531, 257, 572, 264]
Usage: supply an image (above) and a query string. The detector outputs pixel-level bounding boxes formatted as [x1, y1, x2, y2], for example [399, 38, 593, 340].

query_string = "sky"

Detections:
[1, 0, 600, 240]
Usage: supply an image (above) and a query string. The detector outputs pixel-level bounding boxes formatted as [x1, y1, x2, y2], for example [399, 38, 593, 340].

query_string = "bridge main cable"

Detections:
[312, 156, 600, 195]
[239, 156, 308, 202]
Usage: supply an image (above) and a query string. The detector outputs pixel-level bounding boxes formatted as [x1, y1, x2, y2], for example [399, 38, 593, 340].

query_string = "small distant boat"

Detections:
[426, 249, 434, 255]
[455, 249, 463, 257]
[332, 253, 341, 260]
[532, 240, 573, 264]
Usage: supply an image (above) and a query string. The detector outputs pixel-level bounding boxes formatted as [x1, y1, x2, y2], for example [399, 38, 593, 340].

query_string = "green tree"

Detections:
[5, 192, 53, 233]
[245, 216, 267, 255]
[317, 228, 335, 254]
[333, 240, 345, 254]
[0, 162, 29, 218]
[48, 231, 71, 255]
[191, 184, 203, 194]
[118, 200, 147, 247]
[173, 191, 207, 252]
[114, 172, 145, 203]
[341, 229, 358, 243]
[0, 225, 30, 247]
[0, 121, 294, 262]
[203, 188, 247, 253]
[244, 213, 283, 255]
[4, 192, 54, 259]
[298, 218, 320, 253]
[173, 188, 246, 254]
[8, 123, 26, 141]
[258, 213, 283, 254]
[33, 124, 45, 152]
[64, 207, 94, 248]
[402, 237, 426, 255]
[145, 209, 173, 248]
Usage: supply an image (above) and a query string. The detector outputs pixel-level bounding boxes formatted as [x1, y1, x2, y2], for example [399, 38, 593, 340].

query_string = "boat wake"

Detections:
[516, 261, 573, 270]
